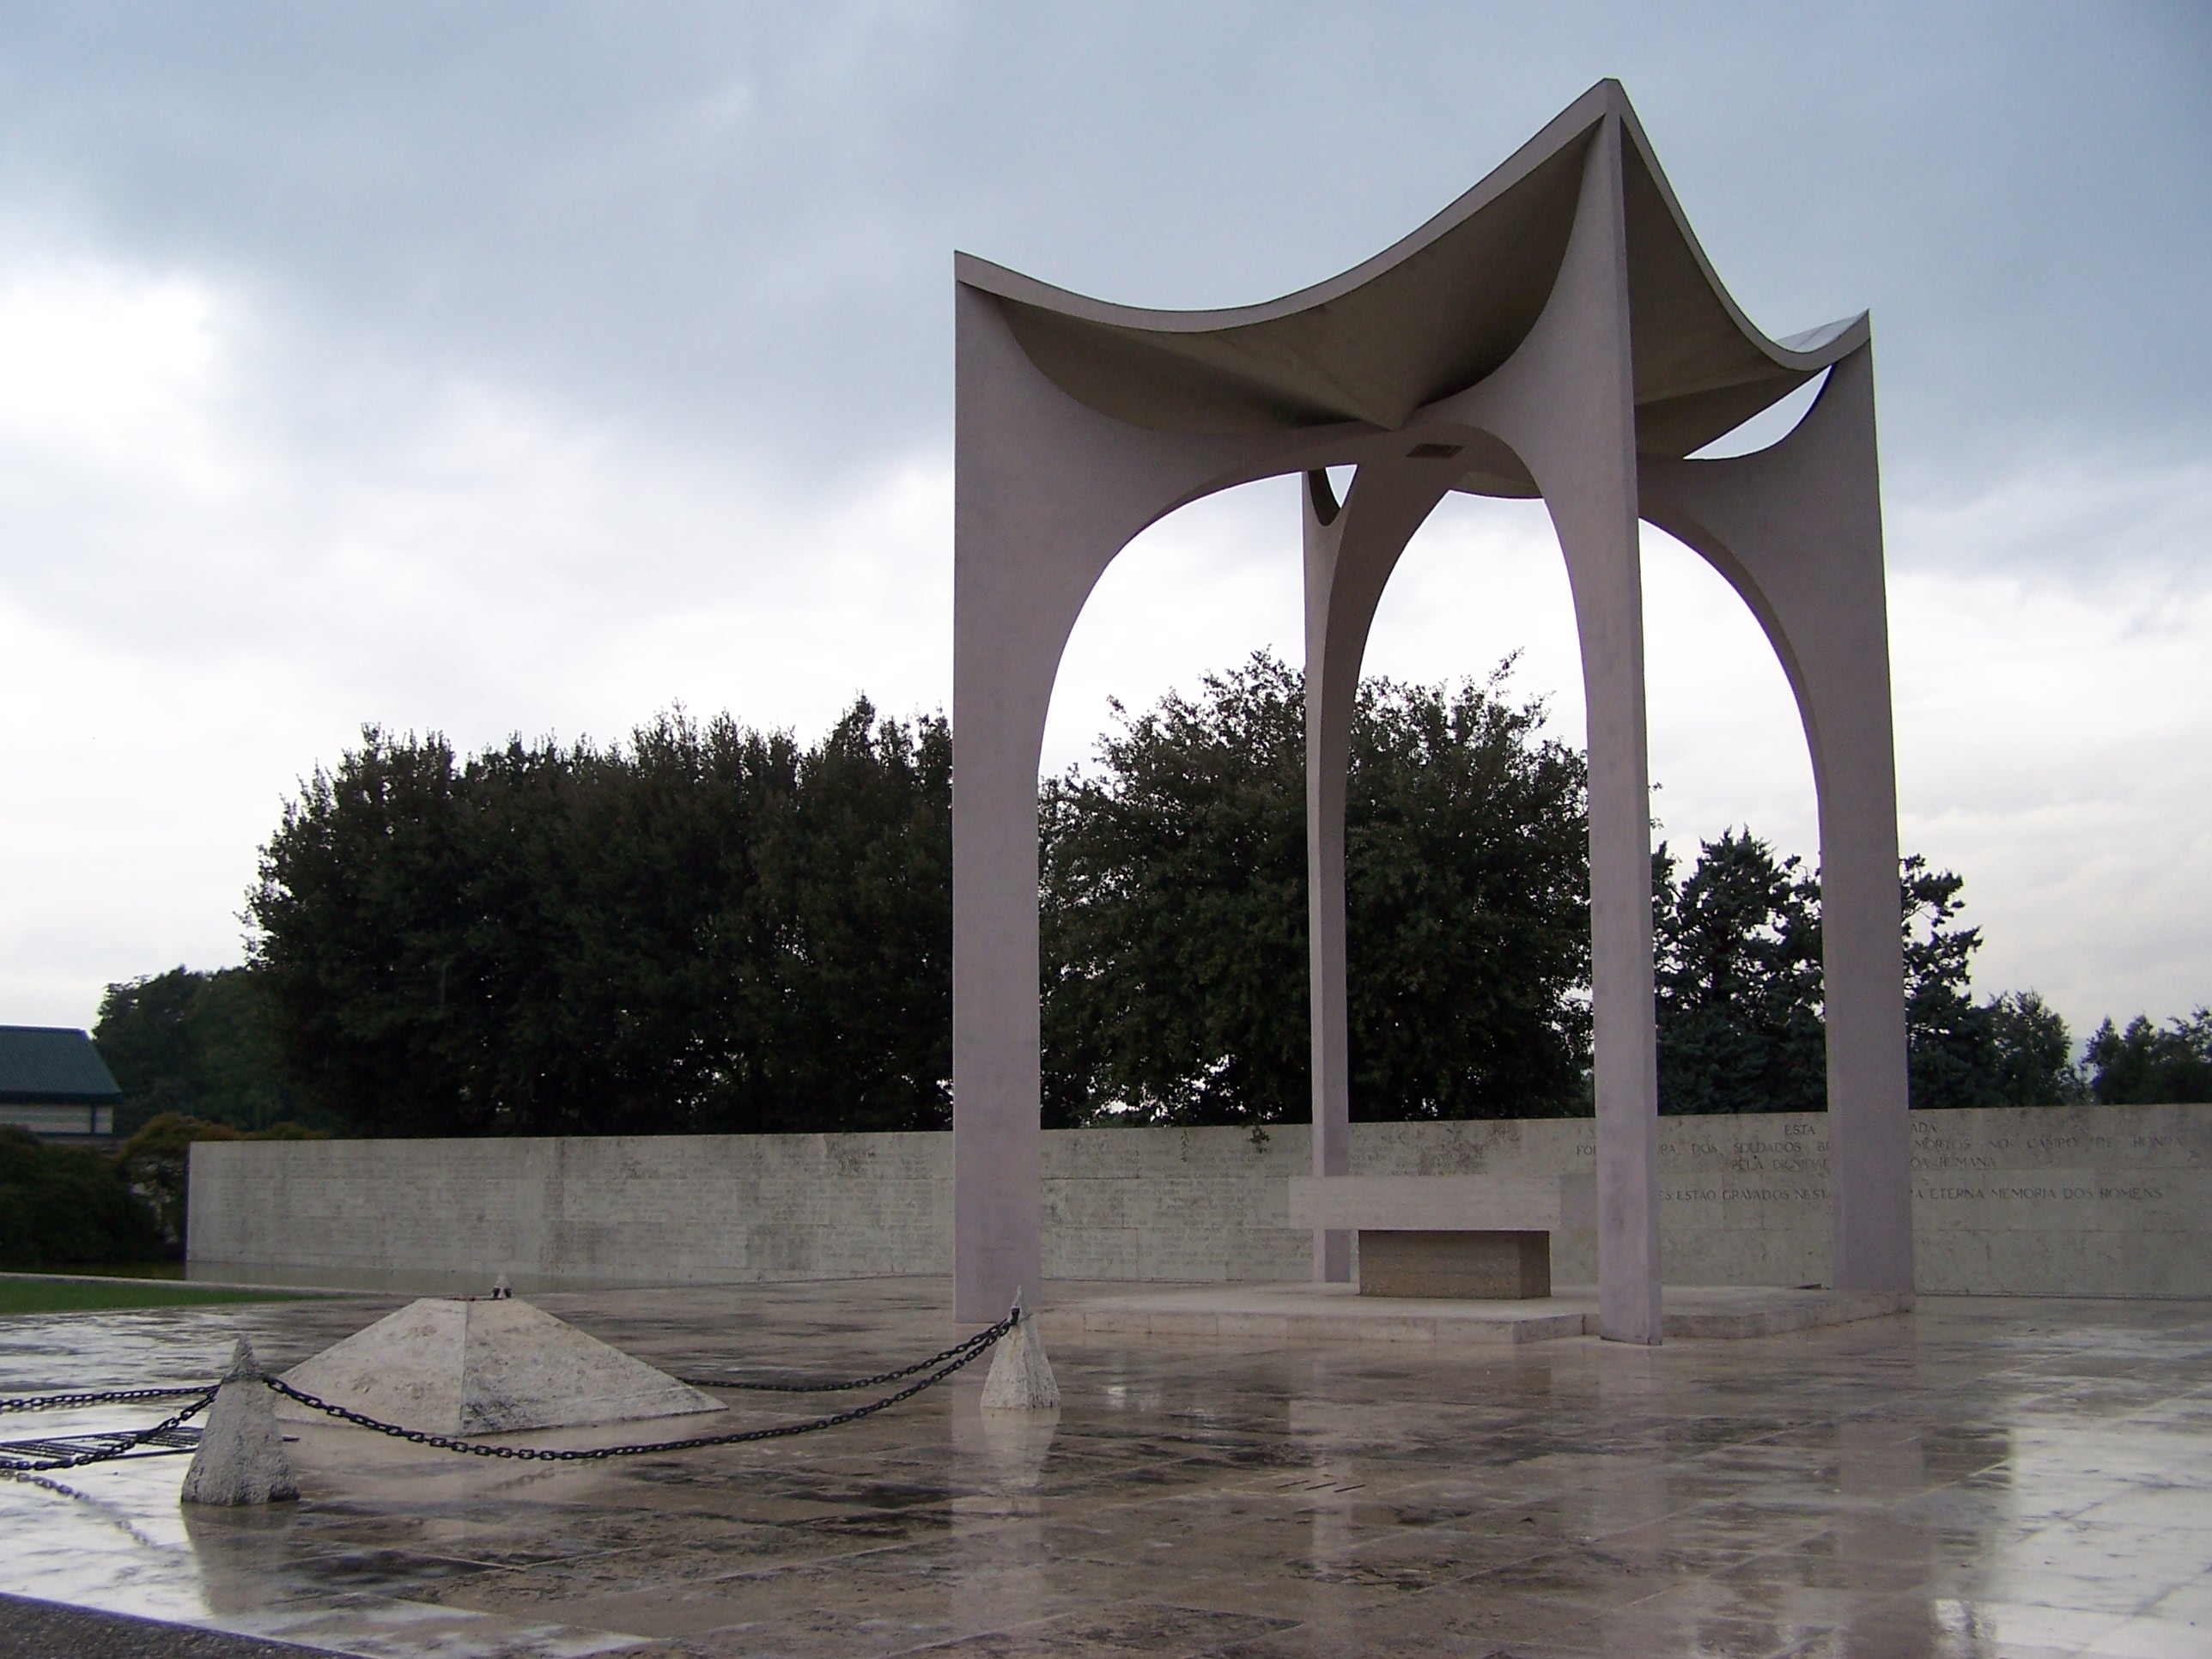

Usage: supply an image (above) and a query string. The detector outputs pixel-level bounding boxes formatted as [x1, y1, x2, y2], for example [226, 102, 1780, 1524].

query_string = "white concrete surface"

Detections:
[1286, 1173, 1595, 1231]
[189, 1104, 2212, 1299]
[276, 1296, 720, 1435]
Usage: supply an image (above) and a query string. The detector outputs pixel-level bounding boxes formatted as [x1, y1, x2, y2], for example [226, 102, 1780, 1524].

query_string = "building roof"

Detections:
[956, 80, 1864, 465]
[0, 1025, 124, 1103]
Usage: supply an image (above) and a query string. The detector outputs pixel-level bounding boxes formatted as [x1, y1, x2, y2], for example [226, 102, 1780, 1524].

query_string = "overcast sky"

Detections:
[2, 2, 2207, 1046]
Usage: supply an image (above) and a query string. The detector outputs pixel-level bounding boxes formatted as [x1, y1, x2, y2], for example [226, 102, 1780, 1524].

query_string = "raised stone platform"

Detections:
[1041, 1281, 1912, 1346]
[7, 1279, 2206, 1659]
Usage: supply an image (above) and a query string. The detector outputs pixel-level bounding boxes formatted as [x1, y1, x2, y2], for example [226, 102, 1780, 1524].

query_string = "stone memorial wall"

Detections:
[189, 1103, 2211, 1297]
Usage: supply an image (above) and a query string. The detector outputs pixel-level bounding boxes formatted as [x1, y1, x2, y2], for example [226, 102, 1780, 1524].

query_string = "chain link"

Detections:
[0, 1310, 1022, 1471]
[260, 1310, 1018, 1462]
[0, 1385, 219, 1414]
[0, 1393, 215, 1474]
[672, 1322, 1020, 1393]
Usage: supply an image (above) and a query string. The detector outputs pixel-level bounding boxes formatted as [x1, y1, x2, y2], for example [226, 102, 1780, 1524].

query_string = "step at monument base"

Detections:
[1043, 1283, 1911, 1346]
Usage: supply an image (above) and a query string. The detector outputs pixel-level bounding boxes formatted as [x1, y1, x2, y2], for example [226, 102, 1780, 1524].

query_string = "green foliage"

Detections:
[1896, 857, 1999, 1109]
[1040, 653, 1590, 1124]
[1344, 666, 1590, 1119]
[94, 965, 305, 1133]
[1652, 831, 1825, 1115]
[1898, 866, 2092, 1108]
[171, 667, 2183, 1137]
[1039, 658, 1308, 1127]
[0, 1127, 167, 1267]
[117, 1112, 244, 1248]
[247, 702, 951, 1136]
[2086, 1010, 2212, 1104]
[1652, 839, 2087, 1110]
[1984, 991, 2087, 1105]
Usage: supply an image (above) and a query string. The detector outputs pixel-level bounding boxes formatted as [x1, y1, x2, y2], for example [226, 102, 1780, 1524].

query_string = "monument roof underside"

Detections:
[957, 81, 1866, 465]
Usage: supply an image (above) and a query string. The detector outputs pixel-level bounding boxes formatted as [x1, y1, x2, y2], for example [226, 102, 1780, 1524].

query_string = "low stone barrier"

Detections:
[187, 1103, 2212, 1297]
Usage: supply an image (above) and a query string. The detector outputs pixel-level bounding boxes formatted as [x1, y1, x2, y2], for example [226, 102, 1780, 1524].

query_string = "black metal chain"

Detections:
[258, 1310, 1018, 1462]
[0, 1310, 1022, 1470]
[0, 1386, 218, 1414]
[672, 1321, 1021, 1393]
[0, 1392, 216, 1474]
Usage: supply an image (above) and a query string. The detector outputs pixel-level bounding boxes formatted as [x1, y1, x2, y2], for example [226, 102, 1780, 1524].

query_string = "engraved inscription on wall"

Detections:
[192, 1102, 2212, 1298]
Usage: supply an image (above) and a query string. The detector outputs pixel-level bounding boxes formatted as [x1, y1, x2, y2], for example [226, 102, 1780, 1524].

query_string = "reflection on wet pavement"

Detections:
[3, 1280, 2209, 1656]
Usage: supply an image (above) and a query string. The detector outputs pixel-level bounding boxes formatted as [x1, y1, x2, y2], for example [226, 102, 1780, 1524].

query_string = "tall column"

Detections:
[1447, 115, 1662, 1342]
[952, 283, 1297, 1322]
[952, 286, 1097, 1323]
[1640, 343, 1912, 1294]
[1303, 464, 1454, 1282]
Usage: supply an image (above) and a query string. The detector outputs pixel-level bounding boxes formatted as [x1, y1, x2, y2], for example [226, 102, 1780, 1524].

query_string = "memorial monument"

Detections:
[949, 77, 1911, 1341]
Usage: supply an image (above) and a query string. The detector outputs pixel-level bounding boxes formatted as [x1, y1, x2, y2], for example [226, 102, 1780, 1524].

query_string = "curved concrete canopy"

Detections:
[947, 78, 1911, 1337]
[956, 79, 1864, 470]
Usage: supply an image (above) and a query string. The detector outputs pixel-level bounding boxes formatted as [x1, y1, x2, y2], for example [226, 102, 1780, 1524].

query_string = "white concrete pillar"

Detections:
[951, 284, 1300, 1321]
[1445, 116, 1662, 1343]
[1301, 464, 1455, 1282]
[1640, 344, 1913, 1294]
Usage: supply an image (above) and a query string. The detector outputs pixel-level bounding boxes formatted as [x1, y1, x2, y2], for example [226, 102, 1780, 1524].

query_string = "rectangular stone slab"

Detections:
[1359, 1230, 1552, 1299]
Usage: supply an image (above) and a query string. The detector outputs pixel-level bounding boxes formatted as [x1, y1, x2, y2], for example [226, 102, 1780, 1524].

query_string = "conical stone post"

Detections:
[979, 1308, 1060, 1411]
[180, 1335, 298, 1505]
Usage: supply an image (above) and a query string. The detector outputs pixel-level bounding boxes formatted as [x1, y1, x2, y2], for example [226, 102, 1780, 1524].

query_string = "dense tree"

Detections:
[94, 966, 302, 1133]
[2086, 1010, 2212, 1104]
[1895, 856, 2000, 1109]
[213, 667, 2171, 1138]
[1984, 991, 2087, 1105]
[1040, 653, 1590, 1125]
[1651, 836, 2088, 1110]
[752, 704, 957, 1123]
[1651, 831, 1825, 1115]
[247, 702, 950, 1136]
[0, 1127, 166, 1267]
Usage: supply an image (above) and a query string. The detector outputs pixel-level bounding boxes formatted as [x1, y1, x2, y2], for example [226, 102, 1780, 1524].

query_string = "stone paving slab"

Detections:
[1, 1279, 2208, 1657]
[0, 1591, 337, 1659]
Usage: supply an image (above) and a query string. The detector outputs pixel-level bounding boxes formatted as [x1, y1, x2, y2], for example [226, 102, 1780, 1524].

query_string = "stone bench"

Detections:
[1287, 1175, 1597, 1299]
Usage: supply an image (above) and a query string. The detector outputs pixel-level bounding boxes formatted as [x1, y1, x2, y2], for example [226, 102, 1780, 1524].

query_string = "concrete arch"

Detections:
[1639, 346, 1912, 1295]
[951, 80, 1906, 1328]
[951, 290, 1323, 1318]
[1300, 460, 1461, 1286]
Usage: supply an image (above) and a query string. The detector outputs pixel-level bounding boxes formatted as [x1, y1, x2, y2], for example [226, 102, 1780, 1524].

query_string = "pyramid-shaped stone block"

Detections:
[277, 1297, 720, 1435]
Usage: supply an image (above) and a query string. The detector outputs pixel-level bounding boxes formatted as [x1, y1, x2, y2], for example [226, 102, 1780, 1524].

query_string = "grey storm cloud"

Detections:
[1, 2, 2208, 1034]
[1, 1, 2204, 518]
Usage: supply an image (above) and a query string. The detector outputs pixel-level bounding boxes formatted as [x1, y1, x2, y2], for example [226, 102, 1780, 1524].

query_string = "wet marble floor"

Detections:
[3, 1279, 2209, 1657]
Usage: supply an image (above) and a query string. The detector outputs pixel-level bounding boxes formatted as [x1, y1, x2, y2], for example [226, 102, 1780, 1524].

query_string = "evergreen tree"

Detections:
[1984, 991, 2085, 1105]
[1650, 831, 1825, 1115]
[1651, 838, 2086, 1110]
[228, 668, 2132, 1137]
[2085, 1010, 2212, 1104]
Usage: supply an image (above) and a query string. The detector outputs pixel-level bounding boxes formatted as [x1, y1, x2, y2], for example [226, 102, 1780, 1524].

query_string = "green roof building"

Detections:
[0, 1025, 125, 1140]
